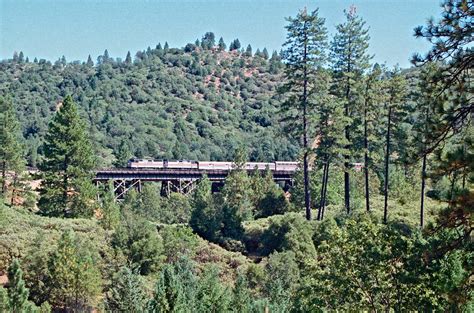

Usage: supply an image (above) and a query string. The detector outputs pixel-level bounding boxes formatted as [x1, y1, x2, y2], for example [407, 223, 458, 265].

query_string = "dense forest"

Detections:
[0, 0, 472, 312]
[0, 34, 294, 167]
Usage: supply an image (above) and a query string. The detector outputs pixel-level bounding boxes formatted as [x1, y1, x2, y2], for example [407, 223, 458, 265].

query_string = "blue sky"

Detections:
[1, 0, 442, 68]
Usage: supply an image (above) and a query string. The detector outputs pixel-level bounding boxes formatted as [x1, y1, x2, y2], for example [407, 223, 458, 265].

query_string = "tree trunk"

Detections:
[383, 106, 392, 224]
[10, 173, 17, 206]
[317, 162, 328, 220]
[364, 104, 370, 211]
[303, 29, 311, 221]
[420, 154, 427, 228]
[321, 162, 330, 220]
[1, 159, 6, 195]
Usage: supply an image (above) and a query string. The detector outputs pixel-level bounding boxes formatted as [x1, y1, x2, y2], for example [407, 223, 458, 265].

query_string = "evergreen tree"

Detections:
[47, 229, 102, 311]
[7, 259, 29, 313]
[114, 139, 133, 167]
[201, 32, 216, 49]
[222, 148, 252, 221]
[125, 51, 132, 64]
[99, 181, 120, 230]
[18, 51, 25, 63]
[195, 266, 231, 312]
[107, 267, 147, 312]
[262, 47, 269, 59]
[330, 6, 371, 213]
[164, 42, 169, 51]
[361, 64, 386, 212]
[412, 63, 445, 227]
[149, 257, 197, 312]
[383, 68, 407, 224]
[218, 37, 226, 51]
[231, 273, 252, 313]
[112, 213, 164, 275]
[0, 97, 25, 198]
[229, 39, 241, 51]
[86, 54, 94, 67]
[245, 44, 253, 57]
[190, 175, 220, 241]
[38, 95, 96, 217]
[280, 8, 328, 220]
[0, 286, 8, 313]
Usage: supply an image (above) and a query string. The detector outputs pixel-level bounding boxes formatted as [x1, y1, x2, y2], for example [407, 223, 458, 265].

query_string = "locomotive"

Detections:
[127, 159, 299, 171]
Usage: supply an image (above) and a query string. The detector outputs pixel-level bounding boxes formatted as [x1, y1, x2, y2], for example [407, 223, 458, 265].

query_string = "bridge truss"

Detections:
[94, 168, 295, 200]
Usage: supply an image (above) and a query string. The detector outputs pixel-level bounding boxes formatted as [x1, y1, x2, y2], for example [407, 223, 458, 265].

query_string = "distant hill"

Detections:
[0, 38, 298, 167]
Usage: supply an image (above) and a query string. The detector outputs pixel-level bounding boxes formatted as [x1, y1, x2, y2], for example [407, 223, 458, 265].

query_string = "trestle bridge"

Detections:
[94, 167, 296, 200]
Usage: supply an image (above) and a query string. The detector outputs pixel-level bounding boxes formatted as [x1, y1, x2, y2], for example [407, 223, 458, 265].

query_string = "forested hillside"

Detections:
[0, 1, 472, 312]
[0, 37, 295, 167]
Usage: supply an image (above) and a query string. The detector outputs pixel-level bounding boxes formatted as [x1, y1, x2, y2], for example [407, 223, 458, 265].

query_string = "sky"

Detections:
[0, 0, 442, 68]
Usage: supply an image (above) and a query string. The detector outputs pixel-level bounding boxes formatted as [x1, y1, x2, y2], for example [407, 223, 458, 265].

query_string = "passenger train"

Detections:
[127, 159, 299, 171]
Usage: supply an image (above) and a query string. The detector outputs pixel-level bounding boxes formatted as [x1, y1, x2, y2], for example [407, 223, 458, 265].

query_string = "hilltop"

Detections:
[0, 36, 297, 167]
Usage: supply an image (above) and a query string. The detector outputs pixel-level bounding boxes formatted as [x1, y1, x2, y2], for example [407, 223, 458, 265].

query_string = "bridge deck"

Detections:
[94, 168, 295, 182]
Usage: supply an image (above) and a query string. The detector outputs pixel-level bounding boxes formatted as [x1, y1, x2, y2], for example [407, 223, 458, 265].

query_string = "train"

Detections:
[127, 159, 299, 171]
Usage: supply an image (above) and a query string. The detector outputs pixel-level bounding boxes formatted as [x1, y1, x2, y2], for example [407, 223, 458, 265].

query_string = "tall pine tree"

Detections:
[38, 95, 96, 217]
[280, 8, 328, 220]
[330, 6, 371, 213]
[7, 259, 29, 313]
[0, 97, 25, 199]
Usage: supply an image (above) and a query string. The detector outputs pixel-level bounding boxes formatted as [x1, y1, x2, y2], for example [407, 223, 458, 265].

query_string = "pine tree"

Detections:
[229, 39, 241, 51]
[48, 229, 102, 311]
[361, 64, 386, 212]
[330, 6, 371, 213]
[0, 97, 25, 198]
[383, 68, 407, 224]
[201, 32, 216, 49]
[312, 70, 345, 220]
[195, 266, 231, 312]
[190, 175, 220, 241]
[245, 44, 252, 57]
[86, 54, 94, 67]
[114, 139, 133, 167]
[125, 51, 132, 64]
[413, 63, 445, 227]
[164, 42, 169, 51]
[218, 37, 226, 51]
[149, 258, 197, 312]
[222, 148, 252, 221]
[107, 267, 147, 312]
[262, 47, 269, 59]
[7, 259, 29, 313]
[38, 95, 96, 217]
[0, 286, 8, 313]
[231, 273, 252, 313]
[99, 181, 120, 230]
[280, 8, 328, 220]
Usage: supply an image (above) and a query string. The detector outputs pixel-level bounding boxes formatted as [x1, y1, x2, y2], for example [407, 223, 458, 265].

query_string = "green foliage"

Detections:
[160, 225, 200, 262]
[195, 266, 231, 312]
[260, 213, 316, 262]
[264, 251, 300, 312]
[112, 213, 164, 275]
[47, 229, 102, 311]
[190, 176, 220, 241]
[99, 182, 120, 230]
[7, 259, 29, 313]
[38, 95, 96, 217]
[0, 286, 8, 313]
[149, 257, 197, 312]
[230, 273, 252, 313]
[107, 266, 147, 312]
[2, 37, 295, 166]
[0, 96, 25, 199]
